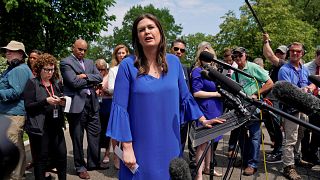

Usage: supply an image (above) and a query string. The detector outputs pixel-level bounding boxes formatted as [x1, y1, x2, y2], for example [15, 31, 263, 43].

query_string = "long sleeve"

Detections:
[106, 63, 132, 142]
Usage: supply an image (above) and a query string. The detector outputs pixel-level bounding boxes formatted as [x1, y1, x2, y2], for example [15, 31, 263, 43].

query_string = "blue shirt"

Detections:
[0, 63, 33, 115]
[278, 62, 310, 88]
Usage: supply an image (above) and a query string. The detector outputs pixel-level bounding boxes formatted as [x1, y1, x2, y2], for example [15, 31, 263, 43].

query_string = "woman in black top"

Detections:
[24, 53, 66, 180]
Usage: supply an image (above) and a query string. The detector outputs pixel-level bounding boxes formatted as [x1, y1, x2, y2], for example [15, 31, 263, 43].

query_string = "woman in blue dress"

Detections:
[106, 14, 224, 180]
[191, 42, 224, 179]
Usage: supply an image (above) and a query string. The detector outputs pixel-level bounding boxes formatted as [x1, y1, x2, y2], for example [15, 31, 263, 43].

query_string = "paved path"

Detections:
[24, 126, 320, 180]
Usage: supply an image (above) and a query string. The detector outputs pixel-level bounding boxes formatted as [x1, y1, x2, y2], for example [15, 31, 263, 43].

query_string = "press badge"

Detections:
[53, 108, 58, 118]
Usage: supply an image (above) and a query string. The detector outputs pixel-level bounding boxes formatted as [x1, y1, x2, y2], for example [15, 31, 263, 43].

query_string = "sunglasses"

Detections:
[173, 47, 186, 53]
[231, 54, 243, 60]
[98, 68, 106, 72]
[289, 49, 303, 54]
[42, 68, 55, 73]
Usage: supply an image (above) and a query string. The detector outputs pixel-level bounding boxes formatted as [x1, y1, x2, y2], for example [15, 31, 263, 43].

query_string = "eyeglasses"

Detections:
[289, 49, 303, 54]
[42, 68, 55, 73]
[173, 47, 186, 53]
[98, 68, 106, 72]
[231, 54, 243, 60]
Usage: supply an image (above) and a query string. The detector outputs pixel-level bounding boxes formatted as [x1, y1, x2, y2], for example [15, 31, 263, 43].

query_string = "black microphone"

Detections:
[308, 75, 320, 87]
[201, 67, 244, 97]
[272, 81, 320, 116]
[169, 158, 192, 180]
[199, 51, 254, 79]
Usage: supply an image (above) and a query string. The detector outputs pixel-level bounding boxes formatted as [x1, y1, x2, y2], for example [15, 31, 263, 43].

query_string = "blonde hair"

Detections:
[95, 59, 109, 69]
[194, 41, 217, 68]
[110, 44, 129, 68]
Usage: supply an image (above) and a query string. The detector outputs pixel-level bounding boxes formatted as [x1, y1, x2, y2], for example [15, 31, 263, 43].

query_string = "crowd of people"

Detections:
[0, 13, 319, 180]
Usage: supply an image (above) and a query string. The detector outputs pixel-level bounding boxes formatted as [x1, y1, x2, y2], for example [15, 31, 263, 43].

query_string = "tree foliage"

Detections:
[213, 0, 317, 63]
[108, 4, 183, 53]
[181, 33, 215, 65]
[0, 0, 116, 58]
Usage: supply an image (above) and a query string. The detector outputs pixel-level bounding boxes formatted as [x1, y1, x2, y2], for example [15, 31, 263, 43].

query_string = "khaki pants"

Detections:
[283, 113, 308, 167]
[3, 114, 26, 180]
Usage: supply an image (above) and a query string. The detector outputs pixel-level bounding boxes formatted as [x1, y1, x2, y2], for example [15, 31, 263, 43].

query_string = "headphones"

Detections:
[287, 42, 307, 56]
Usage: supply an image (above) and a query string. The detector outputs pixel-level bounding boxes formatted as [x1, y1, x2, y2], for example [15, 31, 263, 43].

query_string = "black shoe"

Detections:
[295, 159, 314, 169]
[189, 161, 196, 169]
[265, 153, 282, 164]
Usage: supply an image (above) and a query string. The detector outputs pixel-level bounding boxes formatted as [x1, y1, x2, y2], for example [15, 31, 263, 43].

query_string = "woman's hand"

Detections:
[46, 95, 62, 106]
[122, 142, 137, 171]
[199, 116, 226, 128]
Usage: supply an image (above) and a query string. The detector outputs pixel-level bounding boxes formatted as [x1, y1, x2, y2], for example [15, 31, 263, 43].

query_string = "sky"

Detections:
[105, 0, 244, 36]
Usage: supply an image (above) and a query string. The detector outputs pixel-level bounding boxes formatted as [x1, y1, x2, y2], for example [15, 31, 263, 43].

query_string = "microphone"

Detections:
[308, 75, 320, 87]
[199, 51, 254, 79]
[169, 158, 192, 180]
[201, 67, 244, 97]
[272, 81, 320, 116]
[205, 69, 320, 134]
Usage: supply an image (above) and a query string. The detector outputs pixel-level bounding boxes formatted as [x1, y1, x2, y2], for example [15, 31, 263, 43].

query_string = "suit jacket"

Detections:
[60, 55, 102, 113]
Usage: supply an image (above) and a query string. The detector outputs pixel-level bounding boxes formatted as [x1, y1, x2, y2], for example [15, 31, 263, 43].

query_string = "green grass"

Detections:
[23, 132, 29, 142]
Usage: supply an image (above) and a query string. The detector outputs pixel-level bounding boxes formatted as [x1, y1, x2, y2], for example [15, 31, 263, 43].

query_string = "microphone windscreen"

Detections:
[169, 158, 192, 180]
[199, 51, 214, 62]
[272, 81, 320, 115]
[308, 75, 320, 87]
[207, 67, 242, 94]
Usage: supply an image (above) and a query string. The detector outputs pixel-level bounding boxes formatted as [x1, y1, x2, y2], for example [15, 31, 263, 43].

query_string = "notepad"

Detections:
[115, 145, 139, 174]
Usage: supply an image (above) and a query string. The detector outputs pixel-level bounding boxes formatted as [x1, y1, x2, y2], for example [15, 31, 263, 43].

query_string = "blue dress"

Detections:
[106, 54, 203, 180]
[191, 67, 223, 142]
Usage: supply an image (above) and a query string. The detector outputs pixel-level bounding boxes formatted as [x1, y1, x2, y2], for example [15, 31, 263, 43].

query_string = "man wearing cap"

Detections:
[262, 33, 287, 164]
[0, 40, 33, 179]
[231, 47, 274, 176]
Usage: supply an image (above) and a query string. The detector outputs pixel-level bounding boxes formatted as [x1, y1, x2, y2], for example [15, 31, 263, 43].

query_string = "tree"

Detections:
[0, 0, 116, 58]
[108, 4, 183, 53]
[213, 0, 317, 63]
[181, 33, 215, 65]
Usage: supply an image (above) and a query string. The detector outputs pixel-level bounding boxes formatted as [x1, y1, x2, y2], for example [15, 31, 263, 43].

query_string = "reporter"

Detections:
[23, 53, 66, 180]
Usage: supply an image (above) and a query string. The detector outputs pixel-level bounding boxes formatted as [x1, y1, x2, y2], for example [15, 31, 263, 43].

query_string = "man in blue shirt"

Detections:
[278, 42, 315, 180]
[0, 40, 32, 180]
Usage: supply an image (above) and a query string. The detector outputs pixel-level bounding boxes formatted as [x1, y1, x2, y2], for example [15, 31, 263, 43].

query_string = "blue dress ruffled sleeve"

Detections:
[106, 58, 133, 142]
[177, 60, 203, 124]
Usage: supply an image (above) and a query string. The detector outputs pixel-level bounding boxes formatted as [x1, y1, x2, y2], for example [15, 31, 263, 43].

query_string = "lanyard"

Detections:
[42, 80, 54, 97]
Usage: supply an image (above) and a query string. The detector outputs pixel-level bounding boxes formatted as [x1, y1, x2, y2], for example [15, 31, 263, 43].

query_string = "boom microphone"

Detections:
[272, 81, 320, 116]
[308, 75, 320, 87]
[169, 158, 192, 180]
[199, 51, 254, 79]
[205, 69, 320, 133]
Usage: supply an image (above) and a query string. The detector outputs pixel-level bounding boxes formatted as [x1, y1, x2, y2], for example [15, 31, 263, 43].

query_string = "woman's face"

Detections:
[116, 48, 127, 62]
[40, 64, 55, 81]
[96, 65, 107, 77]
[137, 18, 161, 49]
[29, 52, 40, 69]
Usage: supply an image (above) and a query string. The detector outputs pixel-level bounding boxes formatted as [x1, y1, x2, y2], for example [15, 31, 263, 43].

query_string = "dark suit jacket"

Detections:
[60, 55, 102, 113]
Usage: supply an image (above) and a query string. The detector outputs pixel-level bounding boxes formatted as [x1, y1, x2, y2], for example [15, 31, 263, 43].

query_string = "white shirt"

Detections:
[107, 65, 119, 95]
